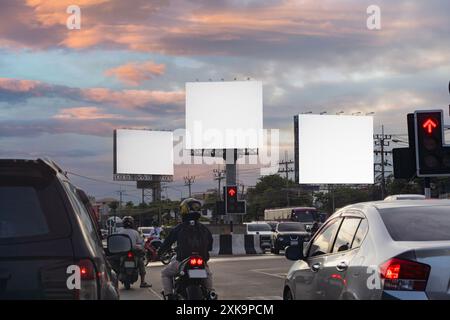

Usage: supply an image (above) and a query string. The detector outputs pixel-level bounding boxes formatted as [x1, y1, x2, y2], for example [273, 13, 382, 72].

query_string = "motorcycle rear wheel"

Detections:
[185, 285, 203, 300]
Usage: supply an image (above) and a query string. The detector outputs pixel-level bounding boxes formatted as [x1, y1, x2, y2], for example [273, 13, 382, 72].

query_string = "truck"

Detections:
[264, 207, 320, 231]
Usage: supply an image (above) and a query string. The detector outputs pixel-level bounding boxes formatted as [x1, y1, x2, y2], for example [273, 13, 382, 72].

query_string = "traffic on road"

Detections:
[1, 4, 450, 320]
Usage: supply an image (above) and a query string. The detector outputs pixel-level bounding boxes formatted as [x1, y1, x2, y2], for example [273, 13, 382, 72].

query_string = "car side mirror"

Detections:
[285, 245, 304, 261]
[107, 234, 132, 255]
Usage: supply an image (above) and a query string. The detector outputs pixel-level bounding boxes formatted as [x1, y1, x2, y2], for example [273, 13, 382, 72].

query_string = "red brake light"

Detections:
[380, 258, 430, 291]
[127, 251, 134, 259]
[189, 256, 204, 267]
[78, 259, 95, 280]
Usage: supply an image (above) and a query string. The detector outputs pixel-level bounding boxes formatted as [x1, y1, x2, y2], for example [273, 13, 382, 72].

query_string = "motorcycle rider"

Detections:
[119, 216, 151, 288]
[158, 198, 214, 300]
[150, 221, 162, 239]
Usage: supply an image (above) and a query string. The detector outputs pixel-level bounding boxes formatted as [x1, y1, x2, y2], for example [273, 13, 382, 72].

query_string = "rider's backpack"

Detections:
[177, 221, 209, 261]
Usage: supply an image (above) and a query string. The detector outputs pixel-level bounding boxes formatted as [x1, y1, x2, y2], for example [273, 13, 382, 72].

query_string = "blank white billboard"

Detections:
[115, 129, 173, 175]
[298, 115, 373, 184]
[185, 81, 263, 149]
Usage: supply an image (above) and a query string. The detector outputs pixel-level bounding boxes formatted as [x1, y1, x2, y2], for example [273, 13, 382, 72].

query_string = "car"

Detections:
[245, 222, 273, 252]
[0, 158, 119, 299]
[384, 194, 426, 201]
[283, 199, 450, 300]
[138, 226, 154, 239]
[271, 222, 310, 255]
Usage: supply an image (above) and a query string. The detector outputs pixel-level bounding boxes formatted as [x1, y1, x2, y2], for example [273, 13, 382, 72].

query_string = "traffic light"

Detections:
[415, 110, 450, 176]
[225, 185, 238, 213]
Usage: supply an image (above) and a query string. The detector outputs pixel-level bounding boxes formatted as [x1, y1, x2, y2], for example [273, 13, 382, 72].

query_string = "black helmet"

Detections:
[122, 216, 134, 228]
[179, 198, 202, 221]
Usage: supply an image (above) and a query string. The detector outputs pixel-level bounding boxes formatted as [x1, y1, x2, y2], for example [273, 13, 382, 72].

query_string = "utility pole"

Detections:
[184, 170, 195, 197]
[374, 125, 392, 199]
[213, 167, 226, 200]
[279, 151, 294, 206]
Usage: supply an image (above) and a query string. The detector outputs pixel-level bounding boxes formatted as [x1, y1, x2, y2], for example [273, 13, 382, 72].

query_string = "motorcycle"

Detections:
[164, 255, 217, 300]
[118, 250, 140, 290]
[144, 236, 175, 265]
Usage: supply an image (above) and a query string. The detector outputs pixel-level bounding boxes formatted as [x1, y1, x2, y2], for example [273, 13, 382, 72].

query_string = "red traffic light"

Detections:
[227, 186, 237, 197]
[422, 118, 437, 134]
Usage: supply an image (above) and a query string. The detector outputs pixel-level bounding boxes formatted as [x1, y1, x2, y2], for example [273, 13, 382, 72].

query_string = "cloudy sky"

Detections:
[1, 0, 449, 202]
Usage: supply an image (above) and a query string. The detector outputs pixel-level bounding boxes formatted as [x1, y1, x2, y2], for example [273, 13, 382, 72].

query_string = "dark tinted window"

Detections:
[309, 218, 341, 257]
[278, 223, 305, 232]
[0, 186, 49, 238]
[332, 218, 361, 252]
[248, 223, 271, 232]
[351, 219, 368, 248]
[0, 175, 71, 243]
[379, 206, 450, 241]
[293, 211, 315, 222]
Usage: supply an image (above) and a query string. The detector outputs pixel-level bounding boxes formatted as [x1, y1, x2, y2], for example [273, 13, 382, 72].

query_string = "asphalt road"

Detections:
[119, 254, 294, 300]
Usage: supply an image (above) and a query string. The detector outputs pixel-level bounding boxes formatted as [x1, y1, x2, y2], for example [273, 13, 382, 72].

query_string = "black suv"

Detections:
[0, 158, 119, 299]
[271, 222, 310, 255]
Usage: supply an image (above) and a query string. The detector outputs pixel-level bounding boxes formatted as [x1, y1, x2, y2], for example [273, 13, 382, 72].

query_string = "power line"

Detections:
[374, 125, 392, 199]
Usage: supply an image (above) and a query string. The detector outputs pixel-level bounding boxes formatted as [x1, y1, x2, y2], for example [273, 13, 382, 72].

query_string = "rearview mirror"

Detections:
[107, 234, 132, 254]
[285, 245, 304, 261]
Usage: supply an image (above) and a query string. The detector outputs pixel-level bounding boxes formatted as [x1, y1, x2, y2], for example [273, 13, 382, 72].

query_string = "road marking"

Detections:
[249, 268, 287, 279]
[147, 287, 163, 300]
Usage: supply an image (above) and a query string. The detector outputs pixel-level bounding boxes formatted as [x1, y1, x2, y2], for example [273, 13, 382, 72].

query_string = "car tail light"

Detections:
[379, 258, 430, 291]
[189, 257, 204, 267]
[75, 259, 98, 300]
[127, 251, 134, 259]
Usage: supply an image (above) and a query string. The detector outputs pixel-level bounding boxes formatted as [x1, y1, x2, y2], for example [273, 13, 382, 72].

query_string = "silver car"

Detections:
[283, 200, 450, 300]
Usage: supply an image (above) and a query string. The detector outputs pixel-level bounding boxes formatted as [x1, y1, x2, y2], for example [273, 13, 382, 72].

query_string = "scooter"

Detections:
[118, 250, 139, 290]
[145, 237, 175, 265]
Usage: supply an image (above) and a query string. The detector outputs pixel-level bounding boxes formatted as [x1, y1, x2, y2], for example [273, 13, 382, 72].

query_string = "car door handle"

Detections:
[311, 263, 321, 273]
[336, 261, 348, 272]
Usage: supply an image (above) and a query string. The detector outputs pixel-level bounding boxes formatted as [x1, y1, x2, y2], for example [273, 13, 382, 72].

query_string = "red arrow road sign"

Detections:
[422, 118, 437, 134]
[228, 188, 236, 197]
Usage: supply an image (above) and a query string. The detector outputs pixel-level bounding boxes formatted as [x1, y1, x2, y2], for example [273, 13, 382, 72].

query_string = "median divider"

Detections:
[210, 234, 262, 256]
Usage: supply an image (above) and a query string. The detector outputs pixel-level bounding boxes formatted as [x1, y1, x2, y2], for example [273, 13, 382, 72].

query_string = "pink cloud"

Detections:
[0, 78, 41, 92]
[82, 87, 184, 110]
[53, 106, 123, 120]
[105, 60, 166, 86]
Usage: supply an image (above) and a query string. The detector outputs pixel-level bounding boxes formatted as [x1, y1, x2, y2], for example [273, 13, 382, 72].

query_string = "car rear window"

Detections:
[0, 174, 71, 243]
[379, 206, 450, 241]
[278, 223, 306, 232]
[247, 223, 271, 232]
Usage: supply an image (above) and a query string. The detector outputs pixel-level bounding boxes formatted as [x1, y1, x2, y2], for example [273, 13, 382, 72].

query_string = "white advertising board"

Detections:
[185, 81, 263, 149]
[114, 129, 173, 175]
[297, 115, 374, 184]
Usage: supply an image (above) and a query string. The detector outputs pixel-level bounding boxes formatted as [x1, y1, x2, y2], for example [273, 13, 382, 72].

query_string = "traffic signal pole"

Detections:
[424, 177, 431, 199]
[225, 149, 237, 233]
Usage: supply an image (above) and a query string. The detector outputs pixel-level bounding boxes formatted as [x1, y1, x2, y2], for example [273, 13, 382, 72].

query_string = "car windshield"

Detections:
[247, 223, 271, 232]
[277, 223, 305, 232]
[294, 212, 315, 222]
[379, 206, 450, 241]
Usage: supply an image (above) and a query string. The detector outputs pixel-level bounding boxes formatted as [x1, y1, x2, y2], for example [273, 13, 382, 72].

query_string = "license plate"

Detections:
[188, 269, 208, 279]
[290, 240, 299, 246]
[124, 261, 135, 268]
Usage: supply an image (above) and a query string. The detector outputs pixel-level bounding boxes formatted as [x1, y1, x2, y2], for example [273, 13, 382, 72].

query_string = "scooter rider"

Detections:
[158, 198, 214, 300]
[120, 216, 152, 288]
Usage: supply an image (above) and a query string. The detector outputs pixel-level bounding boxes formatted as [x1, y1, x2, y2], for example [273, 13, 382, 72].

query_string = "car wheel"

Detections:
[284, 287, 293, 300]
